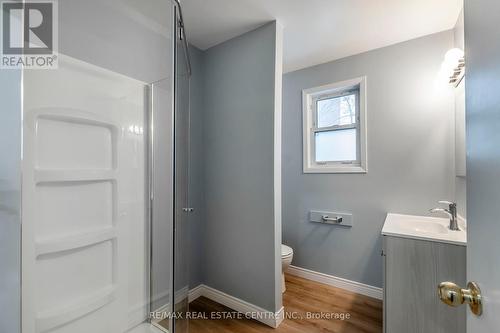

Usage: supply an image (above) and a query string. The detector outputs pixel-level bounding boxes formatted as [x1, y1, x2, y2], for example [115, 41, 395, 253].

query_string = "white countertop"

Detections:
[382, 213, 466, 246]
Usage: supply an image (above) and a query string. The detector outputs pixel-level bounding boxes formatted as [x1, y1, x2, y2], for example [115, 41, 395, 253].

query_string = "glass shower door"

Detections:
[150, 77, 175, 333]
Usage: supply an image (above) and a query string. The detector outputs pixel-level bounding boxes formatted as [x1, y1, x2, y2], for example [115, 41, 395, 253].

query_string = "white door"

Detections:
[465, 0, 500, 331]
[22, 55, 148, 333]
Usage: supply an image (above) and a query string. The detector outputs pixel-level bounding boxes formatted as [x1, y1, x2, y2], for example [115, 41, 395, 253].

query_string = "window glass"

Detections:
[315, 128, 357, 162]
[316, 93, 356, 128]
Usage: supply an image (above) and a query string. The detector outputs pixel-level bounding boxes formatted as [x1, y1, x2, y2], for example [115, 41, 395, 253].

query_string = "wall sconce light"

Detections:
[441, 48, 465, 87]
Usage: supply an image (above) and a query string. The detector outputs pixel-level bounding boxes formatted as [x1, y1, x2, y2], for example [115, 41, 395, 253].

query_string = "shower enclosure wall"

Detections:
[0, 1, 191, 332]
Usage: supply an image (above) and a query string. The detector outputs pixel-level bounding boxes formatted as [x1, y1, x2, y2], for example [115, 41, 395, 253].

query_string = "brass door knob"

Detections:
[438, 281, 483, 316]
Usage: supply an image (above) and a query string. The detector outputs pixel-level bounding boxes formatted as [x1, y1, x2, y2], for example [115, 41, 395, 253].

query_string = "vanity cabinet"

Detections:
[383, 235, 466, 333]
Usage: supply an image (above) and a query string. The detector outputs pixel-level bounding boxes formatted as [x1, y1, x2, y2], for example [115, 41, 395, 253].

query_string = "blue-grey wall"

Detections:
[193, 22, 281, 312]
[282, 31, 456, 288]
[0, 70, 21, 333]
[188, 45, 206, 288]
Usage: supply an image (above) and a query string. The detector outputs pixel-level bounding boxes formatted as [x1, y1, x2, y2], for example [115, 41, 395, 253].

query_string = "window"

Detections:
[302, 77, 367, 173]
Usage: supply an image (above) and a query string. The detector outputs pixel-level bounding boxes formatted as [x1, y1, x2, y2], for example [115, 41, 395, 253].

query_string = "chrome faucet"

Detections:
[430, 200, 459, 231]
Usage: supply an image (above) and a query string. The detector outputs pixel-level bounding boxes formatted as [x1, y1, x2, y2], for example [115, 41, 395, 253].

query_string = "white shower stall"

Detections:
[22, 54, 150, 333]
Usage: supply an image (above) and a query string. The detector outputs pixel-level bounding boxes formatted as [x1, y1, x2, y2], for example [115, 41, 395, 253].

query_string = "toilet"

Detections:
[281, 244, 294, 293]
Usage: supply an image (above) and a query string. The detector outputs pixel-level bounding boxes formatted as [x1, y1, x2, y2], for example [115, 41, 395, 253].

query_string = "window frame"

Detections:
[302, 77, 367, 174]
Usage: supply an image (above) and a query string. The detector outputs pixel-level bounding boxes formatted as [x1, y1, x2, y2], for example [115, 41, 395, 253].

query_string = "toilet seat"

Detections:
[281, 244, 294, 293]
[281, 244, 293, 258]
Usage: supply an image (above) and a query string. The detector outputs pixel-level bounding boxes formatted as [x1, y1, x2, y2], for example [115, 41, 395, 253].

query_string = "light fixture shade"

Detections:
[440, 48, 465, 87]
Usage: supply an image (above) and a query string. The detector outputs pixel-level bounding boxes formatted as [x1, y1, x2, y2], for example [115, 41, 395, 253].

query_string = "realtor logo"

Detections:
[1, 0, 58, 69]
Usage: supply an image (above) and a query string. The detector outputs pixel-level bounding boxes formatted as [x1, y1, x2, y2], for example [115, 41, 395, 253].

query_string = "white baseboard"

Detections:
[188, 284, 205, 303]
[287, 265, 383, 300]
[149, 286, 189, 329]
[175, 286, 189, 304]
[188, 285, 284, 328]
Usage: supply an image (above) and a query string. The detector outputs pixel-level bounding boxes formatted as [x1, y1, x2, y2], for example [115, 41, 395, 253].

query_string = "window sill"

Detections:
[303, 165, 367, 174]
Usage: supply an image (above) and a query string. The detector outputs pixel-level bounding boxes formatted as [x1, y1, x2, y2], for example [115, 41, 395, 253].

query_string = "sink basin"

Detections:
[382, 213, 466, 245]
[411, 222, 448, 234]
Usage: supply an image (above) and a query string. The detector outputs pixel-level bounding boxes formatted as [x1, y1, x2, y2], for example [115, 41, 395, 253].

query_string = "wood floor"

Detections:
[189, 274, 383, 333]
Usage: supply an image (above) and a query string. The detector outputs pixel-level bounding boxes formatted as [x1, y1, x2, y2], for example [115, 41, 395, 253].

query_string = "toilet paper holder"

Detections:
[321, 215, 343, 224]
[309, 211, 353, 227]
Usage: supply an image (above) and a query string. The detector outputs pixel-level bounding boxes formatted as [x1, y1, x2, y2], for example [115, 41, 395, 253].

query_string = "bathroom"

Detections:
[0, 0, 499, 332]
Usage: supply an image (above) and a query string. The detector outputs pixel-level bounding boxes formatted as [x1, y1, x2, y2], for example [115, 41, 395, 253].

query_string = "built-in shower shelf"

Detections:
[22, 55, 148, 333]
[34, 169, 117, 184]
[36, 285, 117, 333]
[35, 226, 117, 257]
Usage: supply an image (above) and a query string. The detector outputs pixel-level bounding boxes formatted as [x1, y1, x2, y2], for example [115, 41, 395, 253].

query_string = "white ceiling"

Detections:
[181, 0, 462, 73]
